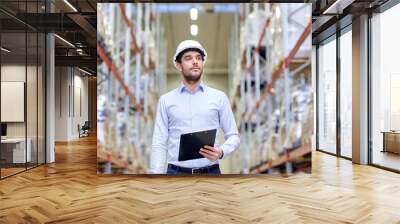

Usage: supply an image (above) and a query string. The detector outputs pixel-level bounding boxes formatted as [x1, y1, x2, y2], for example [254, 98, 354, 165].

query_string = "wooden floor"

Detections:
[1, 167, 26, 178]
[1, 164, 44, 178]
[0, 136, 400, 223]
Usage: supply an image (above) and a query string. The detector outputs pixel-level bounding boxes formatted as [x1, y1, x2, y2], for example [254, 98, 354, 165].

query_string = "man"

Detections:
[150, 40, 240, 174]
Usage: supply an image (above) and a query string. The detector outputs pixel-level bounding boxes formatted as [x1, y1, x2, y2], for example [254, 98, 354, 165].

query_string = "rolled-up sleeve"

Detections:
[150, 96, 168, 173]
[218, 94, 240, 158]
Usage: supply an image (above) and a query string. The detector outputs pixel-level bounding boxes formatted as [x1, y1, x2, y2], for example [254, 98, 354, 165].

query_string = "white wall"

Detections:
[77, 74, 89, 122]
[55, 67, 89, 141]
[1, 65, 38, 138]
[1, 65, 26, 137]
[1, 64, 46, 164]
[55, 67, 68, 141]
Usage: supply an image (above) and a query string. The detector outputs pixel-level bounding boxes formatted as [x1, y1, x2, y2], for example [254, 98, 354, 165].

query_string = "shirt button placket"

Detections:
[189, 92, 193, 131]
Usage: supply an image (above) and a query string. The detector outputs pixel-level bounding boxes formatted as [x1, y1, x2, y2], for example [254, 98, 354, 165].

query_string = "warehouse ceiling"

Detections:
[161, 3, 234, 76]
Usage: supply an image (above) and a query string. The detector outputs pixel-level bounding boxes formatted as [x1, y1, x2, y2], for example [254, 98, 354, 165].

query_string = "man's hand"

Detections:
[199, 145, 223, 161]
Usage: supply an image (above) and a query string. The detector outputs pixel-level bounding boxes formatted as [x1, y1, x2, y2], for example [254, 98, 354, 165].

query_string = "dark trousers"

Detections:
[167, 164, 221, 175]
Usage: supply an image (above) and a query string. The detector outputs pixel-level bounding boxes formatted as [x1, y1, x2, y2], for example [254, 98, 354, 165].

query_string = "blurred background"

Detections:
[96, 3, 312, 174]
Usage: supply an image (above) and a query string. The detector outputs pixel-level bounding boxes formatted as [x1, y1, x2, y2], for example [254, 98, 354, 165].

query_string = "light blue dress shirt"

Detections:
[150, 83, 240, 173]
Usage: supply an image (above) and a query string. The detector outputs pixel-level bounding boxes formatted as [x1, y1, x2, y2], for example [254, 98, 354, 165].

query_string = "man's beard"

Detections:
[182, 68, 202, 83]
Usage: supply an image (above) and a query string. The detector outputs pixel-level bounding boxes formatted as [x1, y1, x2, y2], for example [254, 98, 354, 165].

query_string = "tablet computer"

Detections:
[178, 129, 217, 161]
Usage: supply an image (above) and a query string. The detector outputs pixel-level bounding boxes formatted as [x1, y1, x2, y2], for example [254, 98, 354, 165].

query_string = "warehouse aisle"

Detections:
[1, 135, 400, 223]
[97, 3, 312, 175]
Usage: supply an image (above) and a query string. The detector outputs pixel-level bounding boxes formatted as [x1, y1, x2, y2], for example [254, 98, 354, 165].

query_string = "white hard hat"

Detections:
[173, 40, 207, 67]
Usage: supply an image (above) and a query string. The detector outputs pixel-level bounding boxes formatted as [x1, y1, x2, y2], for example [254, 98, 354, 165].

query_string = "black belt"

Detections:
[168, 163, 220, 174]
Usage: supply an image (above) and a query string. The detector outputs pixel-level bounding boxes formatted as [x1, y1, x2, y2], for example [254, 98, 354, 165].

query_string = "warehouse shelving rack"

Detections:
[229, 3, 312, 175]
[97, 3, 166, 174]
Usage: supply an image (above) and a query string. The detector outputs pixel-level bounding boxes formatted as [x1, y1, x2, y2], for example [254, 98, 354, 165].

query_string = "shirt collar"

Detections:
[180, 82, 205, 93]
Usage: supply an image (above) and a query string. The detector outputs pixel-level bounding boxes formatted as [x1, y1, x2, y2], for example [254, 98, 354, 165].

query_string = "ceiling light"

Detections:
[54, 34, 75, 48]
[190, 24, 198, 36]
[1, 47, 11, 53]
[63, 0, 78, 12]
[190, 8, 198, 20]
